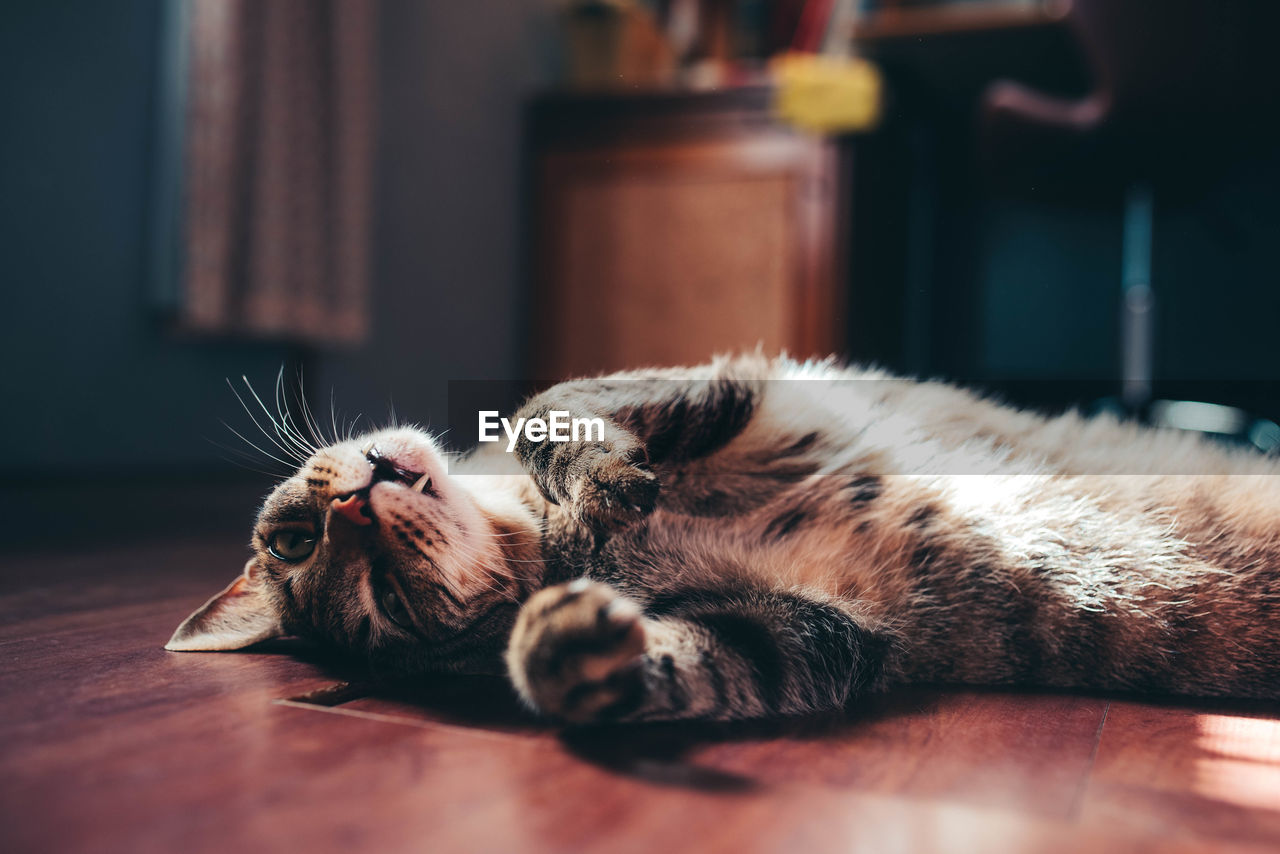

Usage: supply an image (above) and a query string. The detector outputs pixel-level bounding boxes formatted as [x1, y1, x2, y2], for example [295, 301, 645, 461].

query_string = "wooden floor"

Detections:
[4, 538, 1280, 853]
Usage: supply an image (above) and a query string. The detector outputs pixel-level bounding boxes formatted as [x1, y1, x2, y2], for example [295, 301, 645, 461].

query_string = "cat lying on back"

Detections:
[168, 355, 1280, 723]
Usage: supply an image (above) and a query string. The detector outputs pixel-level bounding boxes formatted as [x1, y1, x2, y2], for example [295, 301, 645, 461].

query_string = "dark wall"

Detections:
[0, 0, 549, 477]
[313, 0, 551, 443]
[0, 0, 292, 475]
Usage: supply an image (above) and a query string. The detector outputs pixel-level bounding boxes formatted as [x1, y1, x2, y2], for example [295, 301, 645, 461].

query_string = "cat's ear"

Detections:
[165, 560, 284, 651]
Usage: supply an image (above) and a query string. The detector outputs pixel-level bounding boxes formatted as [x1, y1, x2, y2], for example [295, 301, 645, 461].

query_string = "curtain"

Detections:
[182, 0, 376, 344]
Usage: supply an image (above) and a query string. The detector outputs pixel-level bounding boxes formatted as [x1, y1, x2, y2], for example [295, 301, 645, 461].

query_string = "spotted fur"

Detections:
[168, 355, 1280, 722]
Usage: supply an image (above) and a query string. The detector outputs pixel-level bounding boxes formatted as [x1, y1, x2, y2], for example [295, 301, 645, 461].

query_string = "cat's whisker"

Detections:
[272, 390, 318, 463]
[206, 434, 295, 478]
[233, 377, 307, 464]
[466, 528, 544, 539]
[459, 563, 523, 602]
[207, 431, 293, 468]
[450, 558, 519, 599]
[451, 528, 540, 542]
[435, 561, 470, 603]
[224, 382, 307, 465]
[272, 367, 317, 458]
[434, 539, 544, 571]
[463, 549, 545, 560]
[442, 550, 529, 574]
[402, 532, 530, 597]
[452, 545, 546, 562]
[295, 367, 329, 450]
[461, 534, 547, 549]
[273, 368, 317, 458]
[213, 451, 293, 479]
[328, 388, 341, 447]
[284, 409, 317, 458]
[294, 408, 321, 456]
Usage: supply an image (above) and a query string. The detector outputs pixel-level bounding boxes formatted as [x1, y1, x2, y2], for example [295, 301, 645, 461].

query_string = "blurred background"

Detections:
[2, 0, 1278, 550]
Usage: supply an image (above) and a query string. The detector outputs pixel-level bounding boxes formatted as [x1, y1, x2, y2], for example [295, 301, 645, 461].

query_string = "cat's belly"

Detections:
[582, 480, 903, 605]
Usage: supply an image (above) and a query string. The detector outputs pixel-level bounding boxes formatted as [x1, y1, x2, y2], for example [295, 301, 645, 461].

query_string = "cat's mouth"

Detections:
[332, 447, 435, 527]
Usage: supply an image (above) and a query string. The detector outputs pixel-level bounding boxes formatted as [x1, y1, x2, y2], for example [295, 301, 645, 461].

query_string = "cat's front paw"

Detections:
[506, 580, 648, 724]
[566, 446, 660, 531]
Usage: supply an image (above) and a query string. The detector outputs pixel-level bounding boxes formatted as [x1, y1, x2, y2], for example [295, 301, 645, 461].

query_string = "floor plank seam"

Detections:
[1066, 700, 1110, 822]
[273, 698, 544, 744]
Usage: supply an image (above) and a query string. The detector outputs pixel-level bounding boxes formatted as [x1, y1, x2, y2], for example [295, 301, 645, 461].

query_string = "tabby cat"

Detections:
[168, 355, 1280, 723]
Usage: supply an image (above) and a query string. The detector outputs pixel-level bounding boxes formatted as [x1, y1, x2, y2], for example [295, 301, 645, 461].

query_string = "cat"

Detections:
[168, 354, 1280, 723]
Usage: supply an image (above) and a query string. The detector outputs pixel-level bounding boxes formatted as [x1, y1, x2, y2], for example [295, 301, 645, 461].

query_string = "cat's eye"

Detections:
[267, 530, 317, 562]
[380, 588, 413, 631]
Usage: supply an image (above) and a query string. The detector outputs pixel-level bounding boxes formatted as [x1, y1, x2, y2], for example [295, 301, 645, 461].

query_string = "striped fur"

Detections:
[169, 355, 1280, 723]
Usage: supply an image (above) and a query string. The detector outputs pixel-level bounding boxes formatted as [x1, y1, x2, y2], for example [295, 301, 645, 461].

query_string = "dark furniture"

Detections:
[979, 0, 1280, 448]
[843, 0, 1280, 428]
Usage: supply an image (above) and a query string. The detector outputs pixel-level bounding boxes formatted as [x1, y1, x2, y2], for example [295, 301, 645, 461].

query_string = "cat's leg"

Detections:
[512, 369, 762, 529]
[506, 579, 890, 723]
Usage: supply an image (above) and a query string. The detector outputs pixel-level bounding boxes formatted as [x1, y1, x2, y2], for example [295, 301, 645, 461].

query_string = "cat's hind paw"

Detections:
[506, 580, 648, 724]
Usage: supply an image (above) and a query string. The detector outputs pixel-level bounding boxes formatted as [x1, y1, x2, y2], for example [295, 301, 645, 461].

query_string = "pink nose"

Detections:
[332, 493, 373, 526]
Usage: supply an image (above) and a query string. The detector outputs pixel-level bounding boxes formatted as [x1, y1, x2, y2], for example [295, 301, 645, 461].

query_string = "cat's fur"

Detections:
[168, 355, 1280, 722]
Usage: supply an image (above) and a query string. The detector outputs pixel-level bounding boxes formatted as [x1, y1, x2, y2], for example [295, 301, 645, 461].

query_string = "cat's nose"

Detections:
[332, 493, 373, 527]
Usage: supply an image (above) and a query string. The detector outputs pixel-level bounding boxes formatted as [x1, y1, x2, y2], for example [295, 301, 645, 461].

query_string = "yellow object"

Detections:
[771, 53, 883, 134]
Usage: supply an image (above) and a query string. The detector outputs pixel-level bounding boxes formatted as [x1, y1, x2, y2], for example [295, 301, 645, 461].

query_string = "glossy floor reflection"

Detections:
[3, 538, 1278, 853]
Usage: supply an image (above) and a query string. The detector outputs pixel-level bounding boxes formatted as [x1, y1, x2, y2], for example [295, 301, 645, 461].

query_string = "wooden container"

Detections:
[526, 87, 848, 380]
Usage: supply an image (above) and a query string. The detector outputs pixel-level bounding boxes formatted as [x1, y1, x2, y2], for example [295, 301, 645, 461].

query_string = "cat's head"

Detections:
[167, 427, 542, 673]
